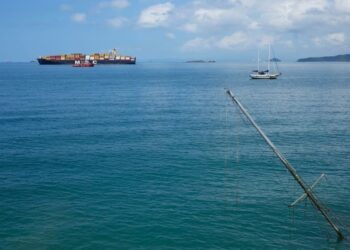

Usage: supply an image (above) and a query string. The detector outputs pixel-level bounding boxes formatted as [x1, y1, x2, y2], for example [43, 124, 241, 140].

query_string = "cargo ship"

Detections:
[37, 49, 136, 65]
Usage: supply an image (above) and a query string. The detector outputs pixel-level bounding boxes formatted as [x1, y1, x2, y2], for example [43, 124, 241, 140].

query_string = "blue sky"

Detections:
[1, 0, 349, 62]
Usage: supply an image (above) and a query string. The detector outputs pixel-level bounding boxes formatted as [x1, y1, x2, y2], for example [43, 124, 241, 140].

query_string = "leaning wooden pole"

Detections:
[226, 89, 344, 240]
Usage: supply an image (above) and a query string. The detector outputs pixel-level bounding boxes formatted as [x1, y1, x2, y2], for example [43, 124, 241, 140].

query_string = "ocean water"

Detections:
[0, 62, 349, 249]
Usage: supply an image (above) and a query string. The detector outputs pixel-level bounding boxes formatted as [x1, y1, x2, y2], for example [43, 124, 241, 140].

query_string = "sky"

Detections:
[1, 0, 350, 62]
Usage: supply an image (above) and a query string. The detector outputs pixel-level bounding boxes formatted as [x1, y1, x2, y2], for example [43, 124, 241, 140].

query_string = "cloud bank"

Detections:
[137, 0, 349, 52]
[64, 0, 350, 57]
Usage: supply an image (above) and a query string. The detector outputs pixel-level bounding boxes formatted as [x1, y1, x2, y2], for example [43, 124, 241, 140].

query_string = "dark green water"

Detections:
[0, 62, 350, 249]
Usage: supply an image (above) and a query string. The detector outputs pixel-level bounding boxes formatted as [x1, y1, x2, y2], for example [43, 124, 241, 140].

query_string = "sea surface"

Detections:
[0, 62, 350, 249]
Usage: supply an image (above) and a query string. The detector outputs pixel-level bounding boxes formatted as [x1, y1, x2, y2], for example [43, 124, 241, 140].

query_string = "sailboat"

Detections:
[250, 44, 281, 79]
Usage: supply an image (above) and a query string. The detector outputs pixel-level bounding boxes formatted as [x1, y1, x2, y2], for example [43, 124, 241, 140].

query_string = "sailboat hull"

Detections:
[250, 73, 279, 79]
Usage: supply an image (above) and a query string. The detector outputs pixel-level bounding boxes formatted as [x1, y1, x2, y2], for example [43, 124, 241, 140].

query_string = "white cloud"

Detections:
[334, 0, 350, 13]
[326, 32, 346, 45]
[182, 32, 250, 51]
[138, 2, 174, 28]
[71, 13, 86, 23]
[182, 23, 197, 33]
[312, 37, 322, 46]
[263, 0, 328, 30]
[216, 32, 248, 49]
[193, 7, 250, 28]
[228, 0, 257, 7]
[178, 6, 251, 37]
[166, 33, 175, 39]
[107, 17, 127, 28]
[312, 32, 346, 46]
[195, 8, 226, 23]
[248, 21, 259, 30]
[182, 37, 214, 51]
[99, 0, 129, 9]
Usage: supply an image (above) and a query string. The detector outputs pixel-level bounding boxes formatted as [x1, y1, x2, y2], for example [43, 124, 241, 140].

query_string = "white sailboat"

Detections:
[250, 44, 281, 79]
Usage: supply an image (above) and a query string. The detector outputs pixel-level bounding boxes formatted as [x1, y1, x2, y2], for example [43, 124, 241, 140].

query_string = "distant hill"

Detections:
[297, 54, 350, 62]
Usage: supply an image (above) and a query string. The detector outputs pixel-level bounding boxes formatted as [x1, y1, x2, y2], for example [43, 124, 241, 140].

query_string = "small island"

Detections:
[297, 54, 350, 62]
[270, 58, 281, 62]
[186, 60, 216, 63]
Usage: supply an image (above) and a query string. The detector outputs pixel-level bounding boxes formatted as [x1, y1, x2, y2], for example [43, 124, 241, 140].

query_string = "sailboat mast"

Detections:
[226, 89, 345, 240]
[267, 44, 271, 72]
[258, 48, 260, 71]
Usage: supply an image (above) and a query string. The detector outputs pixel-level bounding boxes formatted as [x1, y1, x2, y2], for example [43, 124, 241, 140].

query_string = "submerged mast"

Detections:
[226, 89, 344, 240]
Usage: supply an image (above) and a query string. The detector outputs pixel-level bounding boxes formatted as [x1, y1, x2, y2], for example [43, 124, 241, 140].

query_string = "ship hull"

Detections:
[37, 58, 75, 65]
[37, 58, 136, 65]
[94, 60, 136, 65]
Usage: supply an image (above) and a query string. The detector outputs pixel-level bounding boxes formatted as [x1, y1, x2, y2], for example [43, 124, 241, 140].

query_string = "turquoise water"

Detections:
[0, 62, 350, 249]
